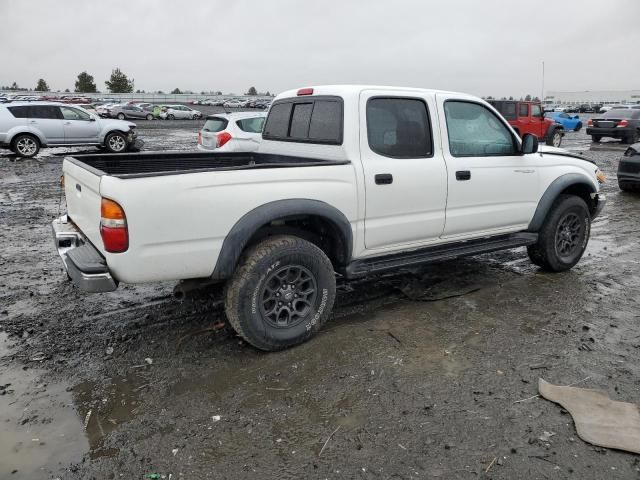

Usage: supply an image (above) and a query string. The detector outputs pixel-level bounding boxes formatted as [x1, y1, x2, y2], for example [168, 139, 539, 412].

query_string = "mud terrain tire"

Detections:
[225, 235, 336, 351]
[527, 195, 590, 272]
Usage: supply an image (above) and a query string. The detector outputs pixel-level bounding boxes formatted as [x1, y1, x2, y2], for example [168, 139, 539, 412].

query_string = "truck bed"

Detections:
[67, 151, 350, 179]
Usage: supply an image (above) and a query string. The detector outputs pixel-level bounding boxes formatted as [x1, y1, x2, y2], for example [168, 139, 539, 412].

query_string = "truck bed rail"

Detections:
[67, 151, 350, 179]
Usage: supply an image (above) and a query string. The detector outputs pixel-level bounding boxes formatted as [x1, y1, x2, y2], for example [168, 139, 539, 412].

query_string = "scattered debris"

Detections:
[30, 352, 46, 362]
[172, 448, 179, 456]
[105, 346, 114, 355]
[538, 431, 556, 442]
[212, 415, 221, 422]
[144, 357, 153, 365]
[539, 378, 640, 454]
[83, 409, 92, 430]
[319, 425, 341, 457]
[485, 457, 497, 473]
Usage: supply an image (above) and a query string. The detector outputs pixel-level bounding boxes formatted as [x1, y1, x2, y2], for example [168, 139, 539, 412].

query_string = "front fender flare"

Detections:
[211, 199, 353, 281]
[528, 173, 596, 232]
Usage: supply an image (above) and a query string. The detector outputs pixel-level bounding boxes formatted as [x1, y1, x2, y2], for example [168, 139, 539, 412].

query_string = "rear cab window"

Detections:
[203, 117, 229, 132]
[263, 96, 343, 144]
[489, 101, 517, 120]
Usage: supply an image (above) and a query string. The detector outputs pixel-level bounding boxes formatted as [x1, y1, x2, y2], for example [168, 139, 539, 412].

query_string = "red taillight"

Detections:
[297, 88, 314, 96]
[617, 120, 629, 128]
[587, 119, 593, 126]
[216, 131, 232, 148]
[197, 132, 202, 145]
[100, 198, 128, 253]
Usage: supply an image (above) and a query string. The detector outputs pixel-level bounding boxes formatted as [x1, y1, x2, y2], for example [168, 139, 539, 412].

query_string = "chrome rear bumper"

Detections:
[52, 215, 118, 293]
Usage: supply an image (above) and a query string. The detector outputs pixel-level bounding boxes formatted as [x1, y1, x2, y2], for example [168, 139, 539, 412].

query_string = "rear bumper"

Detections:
[52, 215, 118, 293]
[586, 127, 630, 139]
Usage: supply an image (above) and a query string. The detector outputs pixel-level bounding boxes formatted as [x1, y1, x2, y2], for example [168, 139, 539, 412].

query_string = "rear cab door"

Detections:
[517, 102, 533, 136]
[436, 94, 539, 238]
[359, 89, 447, 250]
[26, 105, 65, 144]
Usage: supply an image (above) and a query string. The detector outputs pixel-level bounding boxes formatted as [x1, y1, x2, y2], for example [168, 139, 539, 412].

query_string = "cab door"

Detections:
[60, 106, 100, 143]
[437, 96, 539, 238]
[360, 90, 448, 251]
[517, 102, 533, 136]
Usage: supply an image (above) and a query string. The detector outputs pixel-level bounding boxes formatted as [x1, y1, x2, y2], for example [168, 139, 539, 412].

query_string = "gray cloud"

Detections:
[0, 0, 638, 97]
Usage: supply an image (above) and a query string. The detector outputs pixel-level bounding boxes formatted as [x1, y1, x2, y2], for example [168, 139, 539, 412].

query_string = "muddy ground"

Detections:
[1, 121, 639, 479]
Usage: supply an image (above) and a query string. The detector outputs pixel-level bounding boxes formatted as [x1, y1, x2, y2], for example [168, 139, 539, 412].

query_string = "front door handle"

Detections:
[456, 170, 471, 181]
[375, 173, 393, 185]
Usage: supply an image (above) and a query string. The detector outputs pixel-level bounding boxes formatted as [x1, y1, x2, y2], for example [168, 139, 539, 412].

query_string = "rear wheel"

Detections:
[105, 132, 127, 153]
[574, 122, 582, 132]
[11, 134, 40, 158]
[546, 129, 563, 147]
[591, 135, 602, 143]
[167, 114, 175, 120]
[146, 114, 153, 120]
[225, 235, 336, 351]
[117, 113, 125, 120]
[527, 195, 590, 272]
[625, 130, 639, 144]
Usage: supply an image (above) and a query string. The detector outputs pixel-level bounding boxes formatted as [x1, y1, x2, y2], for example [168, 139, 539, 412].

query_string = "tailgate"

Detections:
[63, 158, 104, 253]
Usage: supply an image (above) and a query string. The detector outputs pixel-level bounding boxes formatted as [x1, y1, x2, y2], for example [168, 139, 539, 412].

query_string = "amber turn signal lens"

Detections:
[596, 170, 606, 184]
[60, 175, 65, 187]
[101, 198, 126, 220]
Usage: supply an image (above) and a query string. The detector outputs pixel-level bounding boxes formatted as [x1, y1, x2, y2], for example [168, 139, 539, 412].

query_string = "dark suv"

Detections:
[587, 109, 640, 144]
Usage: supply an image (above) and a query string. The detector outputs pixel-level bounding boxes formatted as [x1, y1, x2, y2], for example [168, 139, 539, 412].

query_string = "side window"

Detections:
[532, 105, 542, 117]
[30, 105, 61, 119]
[60, 107, 90, 121]
[366, 97, 432, 158]
[7, 106, 30, 118]
[444, 101, 516, 157]
[236, 117, 265, 133]
[519, 103, 529, 117]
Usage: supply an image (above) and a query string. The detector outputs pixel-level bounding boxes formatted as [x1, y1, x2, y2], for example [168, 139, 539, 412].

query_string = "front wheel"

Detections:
[225, 235, 336, 351]
[574, 122, 582, 132]
[105, 132, 127, 153]
[167, 114, 175, 120]
[527, 195, 591, 272]
[625, 130, 639, 144]
[146, 114, 153, 120]
[117, 113, 125, 120]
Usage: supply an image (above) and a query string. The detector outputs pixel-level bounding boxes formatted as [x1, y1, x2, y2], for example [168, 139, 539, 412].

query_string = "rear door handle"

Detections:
[375, 173, 393, 185]
[456, 170, 471, 181]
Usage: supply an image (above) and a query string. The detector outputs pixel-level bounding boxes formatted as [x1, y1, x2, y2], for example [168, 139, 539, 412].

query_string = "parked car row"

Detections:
[191, 98, 272, 109]
[544, 103, 640, 114]
[95, 102, 202, 120]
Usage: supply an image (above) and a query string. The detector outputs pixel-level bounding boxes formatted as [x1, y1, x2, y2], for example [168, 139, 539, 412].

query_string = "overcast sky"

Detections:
[1, 0, 638, 97]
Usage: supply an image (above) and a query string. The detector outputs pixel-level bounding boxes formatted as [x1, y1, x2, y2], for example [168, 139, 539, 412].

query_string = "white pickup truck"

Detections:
[52, 85, 606, 351]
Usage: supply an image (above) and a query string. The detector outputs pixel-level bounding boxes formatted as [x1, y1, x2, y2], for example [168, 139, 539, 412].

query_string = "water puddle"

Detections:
[72, 373, 145, 458]
[0, 362, 88, 479]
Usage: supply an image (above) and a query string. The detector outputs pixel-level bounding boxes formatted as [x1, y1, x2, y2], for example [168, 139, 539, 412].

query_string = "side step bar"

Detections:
[344, 232, 538, 279]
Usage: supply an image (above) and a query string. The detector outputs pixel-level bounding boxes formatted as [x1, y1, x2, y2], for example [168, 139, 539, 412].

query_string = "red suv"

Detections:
[489, 100, 564, 147]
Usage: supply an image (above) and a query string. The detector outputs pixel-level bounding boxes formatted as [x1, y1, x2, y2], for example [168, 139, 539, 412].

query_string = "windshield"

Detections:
[203, 117, 228, 132]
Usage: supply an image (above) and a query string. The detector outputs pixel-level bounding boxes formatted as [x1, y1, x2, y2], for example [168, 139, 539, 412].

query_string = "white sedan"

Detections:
[160, 105, 202, 120]
[197, 112, 266, 152]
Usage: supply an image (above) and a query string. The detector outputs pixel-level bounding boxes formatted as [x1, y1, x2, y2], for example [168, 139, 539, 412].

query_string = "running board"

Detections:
[344, 232, 538, 279]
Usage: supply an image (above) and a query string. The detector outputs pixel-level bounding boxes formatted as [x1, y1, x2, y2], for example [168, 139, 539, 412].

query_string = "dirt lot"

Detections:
[1, 121, 640, 479]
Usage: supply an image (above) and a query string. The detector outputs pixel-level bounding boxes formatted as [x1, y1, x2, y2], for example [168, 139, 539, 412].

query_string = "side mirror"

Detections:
[521, 133, 539, 154]
[89, 116, 96, 121]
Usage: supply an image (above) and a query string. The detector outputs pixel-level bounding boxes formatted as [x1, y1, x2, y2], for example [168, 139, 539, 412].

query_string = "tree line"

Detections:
[2, 70, 272, 97]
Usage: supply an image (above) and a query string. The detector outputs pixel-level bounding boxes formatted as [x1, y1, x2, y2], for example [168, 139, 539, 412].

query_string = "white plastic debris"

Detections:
[212, 415, 221, 422]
